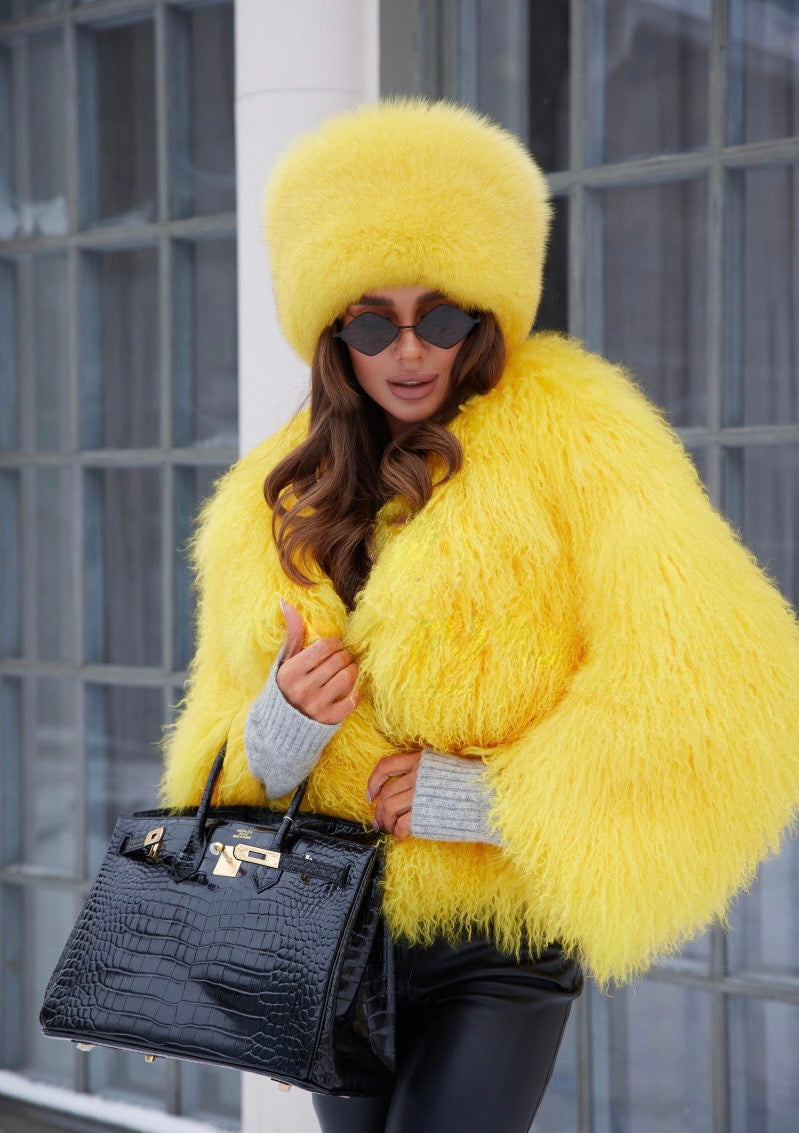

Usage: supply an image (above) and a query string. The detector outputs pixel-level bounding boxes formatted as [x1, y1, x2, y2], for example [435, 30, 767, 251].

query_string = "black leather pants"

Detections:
[313, 934, 583, 1133]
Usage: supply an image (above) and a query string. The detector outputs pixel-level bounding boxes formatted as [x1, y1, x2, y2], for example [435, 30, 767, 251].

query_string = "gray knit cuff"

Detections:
[244, 655, 340, 799]
[410, 750, 501, 844]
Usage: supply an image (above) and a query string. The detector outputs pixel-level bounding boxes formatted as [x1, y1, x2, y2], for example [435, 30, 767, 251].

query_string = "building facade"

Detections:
[0, 2, 797, 1132]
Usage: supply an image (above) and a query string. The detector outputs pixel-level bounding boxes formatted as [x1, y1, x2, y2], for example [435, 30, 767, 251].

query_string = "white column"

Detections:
[236, 0, 379, 456]
[235, 1, 379, 1130]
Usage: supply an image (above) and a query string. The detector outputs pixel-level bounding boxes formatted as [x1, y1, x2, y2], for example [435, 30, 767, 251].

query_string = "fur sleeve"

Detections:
[484, 355, 799, 984]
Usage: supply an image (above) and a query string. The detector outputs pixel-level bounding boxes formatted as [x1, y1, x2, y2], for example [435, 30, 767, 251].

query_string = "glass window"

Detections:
[725, 164, 799, 428]
[85, 683, 164, 873]
[169, 2, 236, 219]
[728, 998, 799, 1133]
[35, 466, 76, 662]
[0, 470, 21, 658]
[600, 177, 708, 427]
[527, 0, 569, 172]
[33, 253, 71, 452]
[728, 0, 799, 146]
[0, 30, 68, 239]
[592, 982, 714, 1131]
[84, 468, 162, 667]
[536, 195, 568, 334]
[590, 0, 711, 165]
[1, 883, 80, 1085]
[78, 16, 156, 228]
[0, 0, 238, 1124]
[81, 246, 160, 450]
[172, 237, 238, 448]
[0, 258, 19, 450]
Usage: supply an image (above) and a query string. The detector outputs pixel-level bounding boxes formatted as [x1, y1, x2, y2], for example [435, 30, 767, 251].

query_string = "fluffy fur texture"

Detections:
[263, 99, 551, 362]
[161, 333, 799, 985]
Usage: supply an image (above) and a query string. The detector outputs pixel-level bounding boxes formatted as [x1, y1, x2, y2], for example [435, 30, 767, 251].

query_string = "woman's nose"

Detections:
[394, 325, 425, 358]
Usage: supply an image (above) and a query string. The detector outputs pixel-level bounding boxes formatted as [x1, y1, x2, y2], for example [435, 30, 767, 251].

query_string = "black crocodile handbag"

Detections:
[39, 748, 395, 1096]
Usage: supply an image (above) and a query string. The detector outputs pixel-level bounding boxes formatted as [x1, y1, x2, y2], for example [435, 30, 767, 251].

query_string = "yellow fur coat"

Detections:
[161, 332, 799, 984]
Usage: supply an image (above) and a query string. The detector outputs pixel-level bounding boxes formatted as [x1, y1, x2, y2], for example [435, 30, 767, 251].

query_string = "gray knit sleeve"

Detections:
[244, 655, 340, 799]
[410, 749, 502, 845]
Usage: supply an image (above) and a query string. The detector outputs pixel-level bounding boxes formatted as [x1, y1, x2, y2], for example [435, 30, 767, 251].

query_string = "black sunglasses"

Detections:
[334, 304, 479, 356]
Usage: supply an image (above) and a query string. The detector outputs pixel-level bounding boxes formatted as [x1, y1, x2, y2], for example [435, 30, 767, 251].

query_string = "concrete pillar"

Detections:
[235, 0, 379, 455]
[234, 1, 379, 1129]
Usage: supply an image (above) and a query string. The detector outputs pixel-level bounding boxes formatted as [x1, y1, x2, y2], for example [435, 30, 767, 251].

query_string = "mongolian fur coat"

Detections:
[161, 332, 799, 985]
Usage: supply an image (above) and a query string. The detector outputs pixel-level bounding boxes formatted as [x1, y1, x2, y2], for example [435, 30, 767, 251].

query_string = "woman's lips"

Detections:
[387, 375, 438, 400]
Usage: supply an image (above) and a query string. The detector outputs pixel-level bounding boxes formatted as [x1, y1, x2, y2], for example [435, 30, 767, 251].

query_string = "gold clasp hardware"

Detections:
[211, 841, 241, 877]
[233, 845, 281, 869]
[75, 1043, 94, 1053]
[144, 1054, 157, 1064]
[144, 827, 164, 860]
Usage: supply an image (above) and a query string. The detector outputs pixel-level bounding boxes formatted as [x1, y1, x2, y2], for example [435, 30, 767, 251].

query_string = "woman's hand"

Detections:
[276, 601, 361, 725]
[367, 751, 423, 841]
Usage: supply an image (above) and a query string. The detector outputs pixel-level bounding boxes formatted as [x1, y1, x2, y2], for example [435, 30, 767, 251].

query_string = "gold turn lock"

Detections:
[144, 827, 164, 847]
[233, 844, 281, 868]
[211, 841, 281, 876]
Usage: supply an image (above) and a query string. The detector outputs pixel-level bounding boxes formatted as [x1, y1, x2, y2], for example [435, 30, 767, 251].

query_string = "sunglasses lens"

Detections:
[416, 305, 478, 348]
[336, 313, 397, 356]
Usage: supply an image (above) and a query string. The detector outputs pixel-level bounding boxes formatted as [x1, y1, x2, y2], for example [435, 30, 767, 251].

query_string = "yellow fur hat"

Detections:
[264, 98, 551, 363]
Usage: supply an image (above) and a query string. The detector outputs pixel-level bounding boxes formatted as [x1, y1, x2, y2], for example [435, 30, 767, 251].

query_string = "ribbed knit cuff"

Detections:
[244, 655, 340, 799]
[410, 750, 501, 844]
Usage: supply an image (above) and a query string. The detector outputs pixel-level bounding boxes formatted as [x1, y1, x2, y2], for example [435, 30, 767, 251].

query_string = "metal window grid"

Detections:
[0, 0, 237, 1122]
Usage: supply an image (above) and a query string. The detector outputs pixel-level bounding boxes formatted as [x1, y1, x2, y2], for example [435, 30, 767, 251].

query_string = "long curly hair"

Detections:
[264, 313, 506, 607]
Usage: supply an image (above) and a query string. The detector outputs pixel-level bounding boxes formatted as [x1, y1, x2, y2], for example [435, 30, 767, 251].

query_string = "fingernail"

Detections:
[279, 597, 288, 616]
[365, 789, 372, 803]
[372, 819, 380, 832]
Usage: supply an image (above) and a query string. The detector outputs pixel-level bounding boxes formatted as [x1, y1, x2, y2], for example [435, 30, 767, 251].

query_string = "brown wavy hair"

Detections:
[264, 312, 506, 608]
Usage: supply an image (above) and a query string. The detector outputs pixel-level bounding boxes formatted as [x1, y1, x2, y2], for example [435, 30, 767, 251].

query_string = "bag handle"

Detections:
[172, 745, 308, 880]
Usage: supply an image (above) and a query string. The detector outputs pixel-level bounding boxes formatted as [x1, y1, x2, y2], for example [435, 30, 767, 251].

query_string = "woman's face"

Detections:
[340, 286, 467, 439]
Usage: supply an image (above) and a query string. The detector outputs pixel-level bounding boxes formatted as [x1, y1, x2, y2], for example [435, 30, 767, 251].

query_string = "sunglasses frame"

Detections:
[334, 304, 480, 356]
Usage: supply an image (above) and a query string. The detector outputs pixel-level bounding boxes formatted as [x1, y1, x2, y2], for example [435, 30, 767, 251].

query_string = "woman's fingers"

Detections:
[276, 634, 360, 722]
[373, 782, 415, 835]
[367, 751, 421, 802]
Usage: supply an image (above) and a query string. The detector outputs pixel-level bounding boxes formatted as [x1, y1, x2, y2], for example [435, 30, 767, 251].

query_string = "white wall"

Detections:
[234, 0, 379, 1128]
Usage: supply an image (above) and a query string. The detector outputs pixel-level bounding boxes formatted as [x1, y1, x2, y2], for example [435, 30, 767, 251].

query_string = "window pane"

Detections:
[536, 195, 568, 334]
[181, 1061, 240, 1126]
[79, 18, 156, 227]
[174, 464, 227, 671]
[729, 0, 799, 146]
[475, 0, 529, 142]
[25, 31, 68, 236]
[591, 0, 710, 165]
[0, 470, 21, 657]
[84, 468, 162, 666]
[722, 445, 799, 608]
[527, 0, 569, 173]
[173, 238, 238, 448]
[1, 676, 21, 864]
[0, 31, 68, 238]
[729, 998, 799, 1133]
[728, 847, 799, 979]
[29, 676, 78, 876]
[81, 247, 160, 449]
[33, 253, 70, 451]
[592, 981, 713, 1132]
[85, 684, 163, 874]
[726, 165, 799, 428]
[35, 466, 76, 662]
[532, 997, 579, 1132]
[601, 178, 707, 427]
[2, 882, 78, 1084]
[170, 2, 235, 219]
[0, 258, 19, 449]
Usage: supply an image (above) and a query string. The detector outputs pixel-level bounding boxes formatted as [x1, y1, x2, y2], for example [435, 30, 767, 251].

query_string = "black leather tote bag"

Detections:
[40, 748, 395, 1096]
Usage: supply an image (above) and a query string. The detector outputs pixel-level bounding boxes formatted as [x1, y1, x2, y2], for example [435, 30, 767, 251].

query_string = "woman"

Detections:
[161, 100, 799, 1131]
